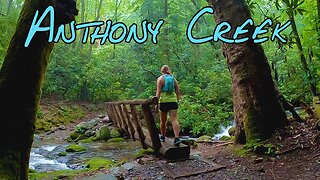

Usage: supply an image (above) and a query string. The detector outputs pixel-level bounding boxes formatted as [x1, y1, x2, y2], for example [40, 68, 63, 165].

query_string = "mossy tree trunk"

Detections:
[0, 0, 77, 179]
[207, 0, 288, 144]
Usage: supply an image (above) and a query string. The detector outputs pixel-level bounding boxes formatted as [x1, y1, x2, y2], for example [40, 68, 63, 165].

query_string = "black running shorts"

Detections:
[159, 102, 178, 113]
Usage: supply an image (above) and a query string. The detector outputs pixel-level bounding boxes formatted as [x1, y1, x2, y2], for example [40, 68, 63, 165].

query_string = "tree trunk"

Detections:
[206, 0, 288, 144]
[286, 10, 317, 96]
[0, 1, 77, 178]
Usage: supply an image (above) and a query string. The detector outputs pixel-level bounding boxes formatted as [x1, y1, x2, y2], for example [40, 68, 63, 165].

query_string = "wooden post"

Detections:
[111, 105, 122, 129]
[141, 104, 161, 155]
[130, 104, 147, 149]
[122, 104, 136, 140]
[117, 104, 130, 134]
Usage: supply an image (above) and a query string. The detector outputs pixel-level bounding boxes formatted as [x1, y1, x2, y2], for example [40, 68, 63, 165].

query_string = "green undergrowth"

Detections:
[35, 102, 87, 133]
[236, 141, 277, 156]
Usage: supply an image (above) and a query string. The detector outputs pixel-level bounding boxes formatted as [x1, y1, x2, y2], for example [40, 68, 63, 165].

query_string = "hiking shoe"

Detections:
[174, 137, 181, 146]
[159, 135, 165, 142]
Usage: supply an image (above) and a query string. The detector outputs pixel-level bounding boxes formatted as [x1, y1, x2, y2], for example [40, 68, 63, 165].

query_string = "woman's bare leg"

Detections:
[160, 111, 167, 136]
[169, 110, 180, 138]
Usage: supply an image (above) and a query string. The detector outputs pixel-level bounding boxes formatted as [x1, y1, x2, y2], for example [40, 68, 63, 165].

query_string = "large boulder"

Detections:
[75, 118, 99, 134]
[95, 126, 111, 141]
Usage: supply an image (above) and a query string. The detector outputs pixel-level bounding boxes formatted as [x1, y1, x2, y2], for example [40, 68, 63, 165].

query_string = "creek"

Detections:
[29, 134, 141, 172]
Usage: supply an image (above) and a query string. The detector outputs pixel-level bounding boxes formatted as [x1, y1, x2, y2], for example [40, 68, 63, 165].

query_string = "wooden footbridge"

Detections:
[106, 97, 190, 160]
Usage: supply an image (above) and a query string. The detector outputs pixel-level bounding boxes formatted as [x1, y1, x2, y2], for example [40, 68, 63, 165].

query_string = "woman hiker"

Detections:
[156, 65, 182, 146]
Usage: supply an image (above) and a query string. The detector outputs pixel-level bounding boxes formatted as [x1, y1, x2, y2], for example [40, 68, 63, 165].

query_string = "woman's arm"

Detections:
[174, 79, 181, 101]
[156, 77, 163, 99]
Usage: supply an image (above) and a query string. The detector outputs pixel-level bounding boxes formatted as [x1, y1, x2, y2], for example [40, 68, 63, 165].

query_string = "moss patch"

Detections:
[58, 152, 67, 156]
[36, 102, 87, 133]
[220, 136, 231, 141]
[135, 148, 154, 158]
[236, 142, 277, 156]
[28, 169, 85, 180]
[78, 137, 95, 143]
[66, 144, 86, 152]
[86, 157, 114, 171]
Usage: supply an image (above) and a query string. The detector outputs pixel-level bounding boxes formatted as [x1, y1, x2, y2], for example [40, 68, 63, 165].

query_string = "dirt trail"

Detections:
[121, 121, 320, 179]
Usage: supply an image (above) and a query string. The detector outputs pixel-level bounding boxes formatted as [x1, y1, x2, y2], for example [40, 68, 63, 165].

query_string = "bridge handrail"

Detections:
[105, 96, 161, 154]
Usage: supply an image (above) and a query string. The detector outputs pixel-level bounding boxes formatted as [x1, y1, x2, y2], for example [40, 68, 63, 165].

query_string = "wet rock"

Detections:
[66, 144, 86, 152]
[58, 152, 67, 156]
[109, 167, 127, 178]
[110, 128, 121, 138]
[95, 126, 111, 141]
[75, 119, 99, 133]
[102, 116, 111, 123]
[228, 126, 236, 136]
[85, 130, 96, 137]
[70, 131, 81, 140]
[122, 162, 137, 171]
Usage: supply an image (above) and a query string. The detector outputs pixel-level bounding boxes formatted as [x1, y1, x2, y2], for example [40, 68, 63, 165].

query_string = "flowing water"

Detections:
[213, 123, 234, 140]
[29, 135, 141, 172]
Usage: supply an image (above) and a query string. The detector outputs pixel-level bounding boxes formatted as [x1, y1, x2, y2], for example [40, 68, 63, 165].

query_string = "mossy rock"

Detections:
[66, 137, 73, 142]
[220, 135, 231, 141]
[66, 144, 86, 152]
[70, 131, 82, 140]
[58, 152, 68, 156]
[110, 128, 121, 138]
[86, 157, 114, 171]
[29, 169, 37, 173]
[75, 119, 98, 134]
[197, 135, 212, 142]
[94, 126, 110, 141]
[78, 137, 95, 143]
[107, 138, 125, 143]
[228, 126, 236, 136]
[135, 148, 154, 158]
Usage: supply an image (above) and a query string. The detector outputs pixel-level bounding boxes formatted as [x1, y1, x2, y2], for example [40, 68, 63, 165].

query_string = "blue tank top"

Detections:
[162, 74, 175, 92]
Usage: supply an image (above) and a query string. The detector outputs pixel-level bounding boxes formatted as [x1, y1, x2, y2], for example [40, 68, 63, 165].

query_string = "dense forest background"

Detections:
[0, 0, 319, 136]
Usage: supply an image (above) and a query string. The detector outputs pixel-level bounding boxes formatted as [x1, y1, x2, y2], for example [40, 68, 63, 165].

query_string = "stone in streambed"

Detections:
[75, 119, 98, 134]
[66, 144, 86, 152]
[94, 126, 110, 141]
